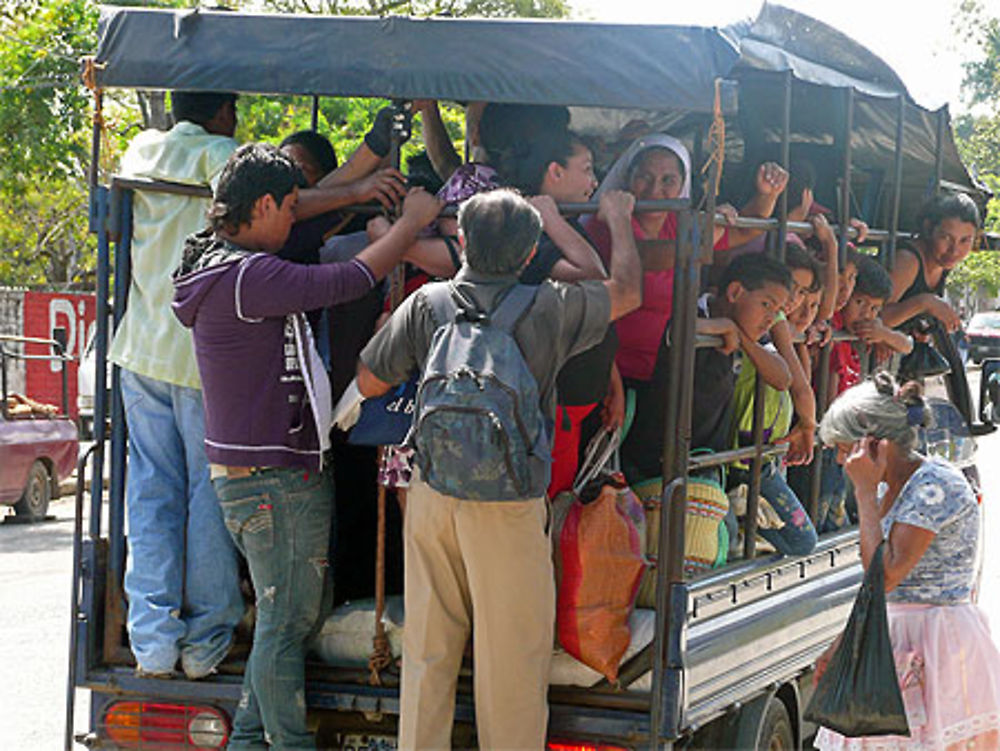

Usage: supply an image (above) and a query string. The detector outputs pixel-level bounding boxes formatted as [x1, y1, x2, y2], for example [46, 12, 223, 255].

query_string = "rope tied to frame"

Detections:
[367, 473, 394, 686]
[369, 101, 411, 686]
[700, 78, 726, 198]
[81, 57, 110, 181]
[80, 57, 106, 125]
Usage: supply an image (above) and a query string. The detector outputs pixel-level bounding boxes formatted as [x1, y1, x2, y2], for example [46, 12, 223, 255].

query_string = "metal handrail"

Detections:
[108, 174, 917, 241]
[0, 334, 73, 418]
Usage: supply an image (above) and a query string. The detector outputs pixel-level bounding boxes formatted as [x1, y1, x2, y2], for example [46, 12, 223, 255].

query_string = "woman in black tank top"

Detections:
[882, 193, 980, 333]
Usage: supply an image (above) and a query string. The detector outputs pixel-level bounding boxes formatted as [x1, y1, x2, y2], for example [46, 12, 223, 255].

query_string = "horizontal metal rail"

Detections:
[107, 175, 917, 241]
[689, 443, 788, 471]
[695, 330, 859, 350]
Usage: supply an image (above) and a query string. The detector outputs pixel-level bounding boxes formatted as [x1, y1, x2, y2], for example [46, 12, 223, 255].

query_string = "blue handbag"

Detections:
[347, 377, 418, 446]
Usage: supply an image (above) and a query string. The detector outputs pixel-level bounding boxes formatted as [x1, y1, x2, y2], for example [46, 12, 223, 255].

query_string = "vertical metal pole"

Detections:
[808, 345, 832, 522]
[651, 209, 697, 749]
[90, 186, 111, 540]
[887, 96, 906, 270]
[933, 107, 946, 198]
[108, 190, 132, 588]
[777, 70, 792, 262]
[837, 88, 855, 267]
[87, 91, 103, 196]
[743, 373, 765, 559]
[60, 342, 69, 418]
[311, 95, 320, 132]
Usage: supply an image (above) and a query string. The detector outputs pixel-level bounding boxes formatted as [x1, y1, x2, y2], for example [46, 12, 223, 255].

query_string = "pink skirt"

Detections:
[815, 602, 1000, 750]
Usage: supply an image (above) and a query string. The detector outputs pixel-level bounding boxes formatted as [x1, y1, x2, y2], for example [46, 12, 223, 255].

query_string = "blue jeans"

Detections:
[121, 369, 243, 677]
[214, 466, 334, 751]
[731, 461, 818, 556]
[787, 447, 852, 534]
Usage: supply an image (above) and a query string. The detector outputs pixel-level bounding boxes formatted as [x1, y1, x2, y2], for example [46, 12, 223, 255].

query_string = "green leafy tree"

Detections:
[0, 0, 567, 287]
[258, 0, 566, 18]
[950, 1, 1000, 303]
[0, 0, 103, 287]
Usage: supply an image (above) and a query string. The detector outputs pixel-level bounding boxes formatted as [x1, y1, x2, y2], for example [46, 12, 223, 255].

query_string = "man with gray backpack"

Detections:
[357, 188, 641, 749]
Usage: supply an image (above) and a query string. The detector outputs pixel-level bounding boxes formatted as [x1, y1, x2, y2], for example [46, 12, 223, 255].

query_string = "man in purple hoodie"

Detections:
[172, 142, 441, 751]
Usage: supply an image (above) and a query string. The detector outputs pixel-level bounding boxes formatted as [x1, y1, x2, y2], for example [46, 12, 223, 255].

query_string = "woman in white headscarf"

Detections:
[583, 134, 786, 482]
[583, 134, 721, 384]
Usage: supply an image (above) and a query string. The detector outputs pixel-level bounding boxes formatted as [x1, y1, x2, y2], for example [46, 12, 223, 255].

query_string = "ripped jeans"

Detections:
[214, 466, 333, 751]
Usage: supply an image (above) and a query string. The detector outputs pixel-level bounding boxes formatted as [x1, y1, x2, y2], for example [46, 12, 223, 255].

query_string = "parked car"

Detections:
[967, 311, 1000, 363]
[0, 336, 78, 521]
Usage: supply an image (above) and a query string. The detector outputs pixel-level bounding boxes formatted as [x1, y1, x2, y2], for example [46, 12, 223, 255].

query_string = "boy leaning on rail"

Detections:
[171, 143, 441, 751]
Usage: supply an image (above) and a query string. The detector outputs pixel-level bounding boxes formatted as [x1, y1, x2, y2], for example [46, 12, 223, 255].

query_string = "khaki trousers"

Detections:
[398, 474, 554, 751]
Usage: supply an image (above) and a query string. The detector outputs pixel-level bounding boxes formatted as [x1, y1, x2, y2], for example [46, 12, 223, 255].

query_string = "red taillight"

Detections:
[103, 700, 229, 749]
[548, 742, 629, 751]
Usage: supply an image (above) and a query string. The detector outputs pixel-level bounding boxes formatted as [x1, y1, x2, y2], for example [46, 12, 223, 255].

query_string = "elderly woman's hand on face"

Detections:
[844, 436, 890, 503]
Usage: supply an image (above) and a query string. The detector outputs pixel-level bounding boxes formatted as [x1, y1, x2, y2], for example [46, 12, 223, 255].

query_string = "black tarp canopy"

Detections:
[92, 6, 740, 113]
[723, 3, 984, 229]
[91, 3, 984, 230]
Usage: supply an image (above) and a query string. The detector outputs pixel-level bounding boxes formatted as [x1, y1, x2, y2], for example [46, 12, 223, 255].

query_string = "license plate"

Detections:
[341, 733, 398, 751]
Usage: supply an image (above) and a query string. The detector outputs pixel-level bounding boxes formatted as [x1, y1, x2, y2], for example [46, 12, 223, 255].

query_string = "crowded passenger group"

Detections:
[110, 91, 1000, 750]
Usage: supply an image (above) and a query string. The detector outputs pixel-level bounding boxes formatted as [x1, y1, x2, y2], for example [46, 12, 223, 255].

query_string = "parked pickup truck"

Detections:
[1, 335, 78, 521]
[70, 5, 988, 750]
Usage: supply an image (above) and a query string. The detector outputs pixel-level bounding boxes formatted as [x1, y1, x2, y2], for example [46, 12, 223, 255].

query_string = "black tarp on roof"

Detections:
[721, 3, 983, 231]
[92, 6, 740, 113]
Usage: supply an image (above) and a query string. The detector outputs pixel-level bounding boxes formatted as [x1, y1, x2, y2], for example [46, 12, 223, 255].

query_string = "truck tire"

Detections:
[757, 697, 794, 751]
[14, 461, 51, 522]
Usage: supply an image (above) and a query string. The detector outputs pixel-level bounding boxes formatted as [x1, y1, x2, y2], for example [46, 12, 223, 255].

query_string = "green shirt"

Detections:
[731, 349, 793, 470]
[109, 121, 238, 388]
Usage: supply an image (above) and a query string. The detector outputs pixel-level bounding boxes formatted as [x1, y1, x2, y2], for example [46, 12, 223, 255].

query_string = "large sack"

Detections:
[552, 475, 646, 683]
[310, 596, 404, 668]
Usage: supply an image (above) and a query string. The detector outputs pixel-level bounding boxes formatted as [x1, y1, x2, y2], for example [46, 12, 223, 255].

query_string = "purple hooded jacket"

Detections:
[172, 229, 376, 470]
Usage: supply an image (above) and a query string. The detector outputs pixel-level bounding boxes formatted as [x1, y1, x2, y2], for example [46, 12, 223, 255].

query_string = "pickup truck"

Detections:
[0, 336, 78, 521]
[68, 5, 988, 750]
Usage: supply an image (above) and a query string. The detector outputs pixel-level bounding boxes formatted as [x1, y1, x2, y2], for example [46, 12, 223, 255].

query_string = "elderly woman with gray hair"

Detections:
[813, 372, 1000, 750]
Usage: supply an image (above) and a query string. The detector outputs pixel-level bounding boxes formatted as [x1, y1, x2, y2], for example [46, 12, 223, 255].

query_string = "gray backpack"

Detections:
[409, 282, 551, 501]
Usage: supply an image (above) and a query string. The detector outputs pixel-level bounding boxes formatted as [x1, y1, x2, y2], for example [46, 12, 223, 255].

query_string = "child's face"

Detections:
[728, 280, 790, 340]
[545, 143, 598, 203]
[254, 187, 298, 252]
[789, 288, 821, 334]
[835, 261, 858, 311]
[841, 292, 884, 329]
[783, 267, 815, 316]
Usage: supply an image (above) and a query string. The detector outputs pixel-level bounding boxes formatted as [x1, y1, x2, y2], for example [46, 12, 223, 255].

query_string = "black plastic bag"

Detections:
[804, 542, 910, 737]
[898, 339, 951, 379]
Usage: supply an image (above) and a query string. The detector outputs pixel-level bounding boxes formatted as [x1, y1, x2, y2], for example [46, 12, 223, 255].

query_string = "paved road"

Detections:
[2, 372, 999, 750]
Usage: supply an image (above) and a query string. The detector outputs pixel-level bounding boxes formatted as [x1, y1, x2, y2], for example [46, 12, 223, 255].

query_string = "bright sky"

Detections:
[570, 0, 995, 113]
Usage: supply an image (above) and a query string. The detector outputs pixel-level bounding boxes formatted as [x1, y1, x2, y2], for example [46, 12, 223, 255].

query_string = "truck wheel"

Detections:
[758, 697, 794, 751]
[14, 461, 51, 522]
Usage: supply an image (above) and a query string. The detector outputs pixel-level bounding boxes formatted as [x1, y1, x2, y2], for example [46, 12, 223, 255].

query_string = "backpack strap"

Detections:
[423, 282, 461, 329]
[490, 284, 538, 333]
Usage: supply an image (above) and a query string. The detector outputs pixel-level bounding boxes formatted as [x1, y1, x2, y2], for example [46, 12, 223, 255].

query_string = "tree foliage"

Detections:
[948, 1, 1000, 301]
[0, 0, 567, 288]
[0, 0, 102, 287]
[257, 0, 567, 18]
[947, 249, 1000, 299]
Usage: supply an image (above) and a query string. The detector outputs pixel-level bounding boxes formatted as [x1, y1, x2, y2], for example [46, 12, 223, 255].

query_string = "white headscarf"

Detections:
[593, 133, 692, 202]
